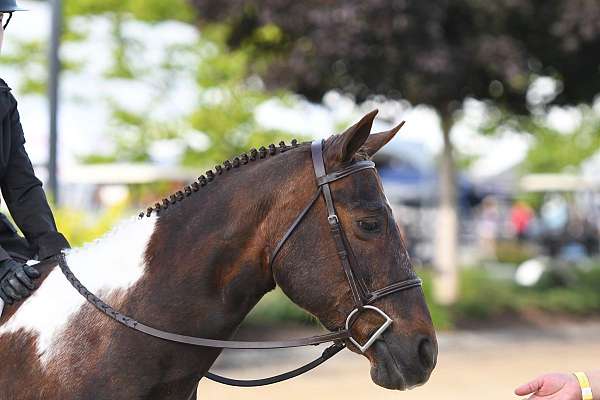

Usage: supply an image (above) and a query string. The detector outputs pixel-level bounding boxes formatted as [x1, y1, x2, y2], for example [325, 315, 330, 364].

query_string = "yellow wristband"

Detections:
[574, 372, 594, 400]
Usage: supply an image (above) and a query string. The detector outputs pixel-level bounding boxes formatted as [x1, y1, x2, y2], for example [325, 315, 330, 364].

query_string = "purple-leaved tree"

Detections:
[191, 0, 600, 303]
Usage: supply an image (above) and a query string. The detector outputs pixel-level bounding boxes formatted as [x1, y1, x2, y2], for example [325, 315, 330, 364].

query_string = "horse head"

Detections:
[271, 110, 437, 390]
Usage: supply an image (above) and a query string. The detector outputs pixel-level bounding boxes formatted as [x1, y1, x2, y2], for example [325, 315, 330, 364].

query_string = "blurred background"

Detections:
[2, 0, 600, 398]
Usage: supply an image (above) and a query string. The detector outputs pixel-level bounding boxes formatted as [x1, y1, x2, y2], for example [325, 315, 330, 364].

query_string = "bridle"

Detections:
[269, 140, 422, 351]
[56, 139, 422, 389]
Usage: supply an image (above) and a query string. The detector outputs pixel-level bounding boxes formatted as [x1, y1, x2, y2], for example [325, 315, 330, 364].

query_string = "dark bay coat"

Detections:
[0, 78, 69, 262]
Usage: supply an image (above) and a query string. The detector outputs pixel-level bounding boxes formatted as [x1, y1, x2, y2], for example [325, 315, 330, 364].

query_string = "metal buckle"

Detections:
[345, 305, 393, 353]
[327, 214, 339, 225]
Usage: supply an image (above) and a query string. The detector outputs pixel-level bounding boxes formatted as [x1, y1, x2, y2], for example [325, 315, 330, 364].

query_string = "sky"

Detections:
[0, 1, 559, 181]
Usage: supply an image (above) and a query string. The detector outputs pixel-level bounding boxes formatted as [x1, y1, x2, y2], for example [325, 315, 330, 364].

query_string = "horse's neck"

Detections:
[0, 216, 159, 354]
[140, 169, 282, 335]
[111, 147, 313, 338]
[0, 147, 318, 398]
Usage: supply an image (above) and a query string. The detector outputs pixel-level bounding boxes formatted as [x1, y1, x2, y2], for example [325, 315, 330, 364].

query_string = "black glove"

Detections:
[0, 259, 40, 305]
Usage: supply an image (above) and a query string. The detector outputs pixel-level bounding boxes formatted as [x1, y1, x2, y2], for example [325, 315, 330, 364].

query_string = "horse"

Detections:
[0, 110, 437, 399]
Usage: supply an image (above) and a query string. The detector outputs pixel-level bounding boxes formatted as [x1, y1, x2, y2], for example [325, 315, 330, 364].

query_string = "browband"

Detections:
[316, 161, 375, 186]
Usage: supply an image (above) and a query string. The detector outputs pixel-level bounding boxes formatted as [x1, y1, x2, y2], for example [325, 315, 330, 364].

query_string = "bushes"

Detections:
[494, 240, 537, 264]
[453, 268, 518, 321]
[245, 288, 314, 325]
[53, 204, 129, 247]
[452, 264, 600, 323]
[519, 265, 600, 314]
[418, 271, 453, 330]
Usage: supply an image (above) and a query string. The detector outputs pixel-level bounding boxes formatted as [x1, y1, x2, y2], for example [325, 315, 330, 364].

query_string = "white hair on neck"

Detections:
[0, 214, 158, 365]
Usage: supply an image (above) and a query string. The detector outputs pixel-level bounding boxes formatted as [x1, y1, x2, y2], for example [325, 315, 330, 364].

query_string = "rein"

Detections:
[57, 252, 348, 349]
[56, 139, 422, 389]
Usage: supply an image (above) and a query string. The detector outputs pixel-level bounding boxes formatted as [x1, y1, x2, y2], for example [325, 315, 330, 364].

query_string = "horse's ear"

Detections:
[329, 110, 378, 163]
[362, 121, 405, 158]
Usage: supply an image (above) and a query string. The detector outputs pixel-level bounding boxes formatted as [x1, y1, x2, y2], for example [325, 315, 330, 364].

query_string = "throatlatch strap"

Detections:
[269, 188, 323, 269]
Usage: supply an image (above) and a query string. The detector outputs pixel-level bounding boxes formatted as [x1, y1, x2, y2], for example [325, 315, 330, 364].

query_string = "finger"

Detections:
[515, 377, 543, 396]
[15, 269, 35, 290]
[2, 280, 21, 301]
[8, 276, 29, 298]
[24, 265, 40, 279]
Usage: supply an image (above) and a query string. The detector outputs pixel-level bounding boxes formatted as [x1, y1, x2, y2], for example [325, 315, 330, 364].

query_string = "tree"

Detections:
[45, 1, 294, 166]
[191, 0, 600, 304]
[488, 106, 600, 174]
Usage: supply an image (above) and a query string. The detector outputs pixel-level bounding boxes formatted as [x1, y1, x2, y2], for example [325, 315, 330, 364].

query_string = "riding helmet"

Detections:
[0, 0, 26, 12]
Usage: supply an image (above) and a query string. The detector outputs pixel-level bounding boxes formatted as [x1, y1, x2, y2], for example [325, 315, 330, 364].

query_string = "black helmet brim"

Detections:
[0, 0, 27, 12]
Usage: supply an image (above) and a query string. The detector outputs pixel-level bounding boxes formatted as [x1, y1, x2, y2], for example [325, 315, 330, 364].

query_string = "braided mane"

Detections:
[139, 139, 301, 218]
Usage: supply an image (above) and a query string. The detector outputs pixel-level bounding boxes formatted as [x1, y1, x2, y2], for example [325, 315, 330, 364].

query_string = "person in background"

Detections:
[510, 200, 534, 242]
[538, 194, 570, 257]
[516, 371, 600, 400]
[0, 1, 70, 309]
[476, 195, 500, 259]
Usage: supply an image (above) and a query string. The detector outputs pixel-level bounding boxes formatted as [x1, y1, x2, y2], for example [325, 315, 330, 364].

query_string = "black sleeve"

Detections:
[0, 243, 11, 262]
[0, 96, 70, 260]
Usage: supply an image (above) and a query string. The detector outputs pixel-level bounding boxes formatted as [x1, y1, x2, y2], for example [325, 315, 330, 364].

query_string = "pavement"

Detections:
[197, 322, 600, 399]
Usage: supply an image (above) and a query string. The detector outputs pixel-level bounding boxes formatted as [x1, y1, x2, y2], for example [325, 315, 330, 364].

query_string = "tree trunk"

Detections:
[433, 117, 459, 305]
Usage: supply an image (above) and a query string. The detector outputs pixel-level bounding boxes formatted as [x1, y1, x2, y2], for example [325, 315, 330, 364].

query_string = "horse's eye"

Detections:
[358, 220, 380, 232]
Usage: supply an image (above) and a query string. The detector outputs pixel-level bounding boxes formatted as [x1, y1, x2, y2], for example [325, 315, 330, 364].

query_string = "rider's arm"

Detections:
[0, 94, 69, 260]
[515, 370, 600, 399]
[0, 243, 11, 263]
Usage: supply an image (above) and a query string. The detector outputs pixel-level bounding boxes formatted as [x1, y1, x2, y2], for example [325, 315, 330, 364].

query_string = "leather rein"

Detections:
[56, 139, 422, 388]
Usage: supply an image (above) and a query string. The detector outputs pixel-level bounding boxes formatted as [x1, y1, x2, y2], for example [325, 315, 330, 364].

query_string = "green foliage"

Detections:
[454, 268, 518, 320]
[2, 1, 295, 169]
[103, 102, 186, 163]
[0, 39, 48, 94]
[104, 14, 138, 79]
[52, 203, 129, 247]
[182, 26, 295, 166]
[418, 270, 452, 330]
[482, 105, 600, 175]
[521, 111, 600, 174]
[519, 265, 600, 314]
[246, 288, 314, 325]
[65, 0, 195, 23]
[253, 24, 284, 46]
[526, 289, 600, 314]
[453, 264, 600, 322]
[66, 15, 295, 167]
[494, 240, 537, 264]
[80, 154, 118, 164]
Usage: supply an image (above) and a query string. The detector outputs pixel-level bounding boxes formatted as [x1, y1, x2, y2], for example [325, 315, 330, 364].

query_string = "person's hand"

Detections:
[0, 258, 40, 305]
[515, 373, 582, 399]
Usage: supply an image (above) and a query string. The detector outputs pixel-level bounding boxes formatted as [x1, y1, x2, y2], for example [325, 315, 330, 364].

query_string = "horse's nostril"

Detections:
[418, 337, 435, 370]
